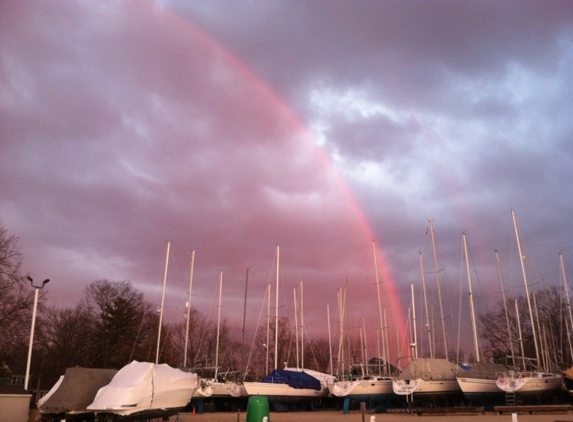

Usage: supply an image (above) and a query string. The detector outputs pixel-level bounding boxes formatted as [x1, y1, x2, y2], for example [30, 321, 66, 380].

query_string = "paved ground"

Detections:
[171, 410, 573, 422]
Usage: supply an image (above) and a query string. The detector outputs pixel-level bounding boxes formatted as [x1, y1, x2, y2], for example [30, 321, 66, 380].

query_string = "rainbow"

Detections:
[154, 2, 408, 362]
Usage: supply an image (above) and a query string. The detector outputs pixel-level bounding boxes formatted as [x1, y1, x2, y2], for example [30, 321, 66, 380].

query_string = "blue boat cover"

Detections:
[260, 369, 321, 391]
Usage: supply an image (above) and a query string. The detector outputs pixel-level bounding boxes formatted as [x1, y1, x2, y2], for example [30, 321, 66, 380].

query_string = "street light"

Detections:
[24, 275, 50, 391]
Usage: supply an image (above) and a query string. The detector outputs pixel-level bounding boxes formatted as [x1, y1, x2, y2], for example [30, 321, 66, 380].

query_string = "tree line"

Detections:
[0, 226, 337, 390]
[2, 224, 572, 391]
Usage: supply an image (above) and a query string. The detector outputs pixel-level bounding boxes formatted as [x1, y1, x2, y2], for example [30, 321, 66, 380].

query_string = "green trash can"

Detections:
[246, 395, 270, 422]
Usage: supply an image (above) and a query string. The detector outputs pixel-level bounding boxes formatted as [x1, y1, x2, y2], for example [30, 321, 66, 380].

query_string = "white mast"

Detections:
[337, 283, 347, 376]
[183, 250, 196, 368]
[241, 268, 249, 373]
[419, 252, 433, 359]
[215, 270, 223, 379]
[511, 209, 540, 368]
[372, 240, 387, 373]
[327, 304, 333, 375]
[383, 308, 390, 374]
[495, 249, 515, 367]
[532, 293, 547, 370]
[515, 299, 526, 370]
[359, 325, 365, 374]
[411, 283, 418, 358]
[300, 279, 305, 369]
[560, 253, 573, 360]
[156, 241, 170, 364]
[266, 283, 271, 374]
[274, 244, 280, 370]
[362, 315, 369, 372]
[293, 287, 299, 369]
[462, 233, 480, 362]
[429, 220, 448, 358]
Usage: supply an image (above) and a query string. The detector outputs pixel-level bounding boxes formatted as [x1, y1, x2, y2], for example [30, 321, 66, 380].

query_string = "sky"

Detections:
[1, 0, 573, 367]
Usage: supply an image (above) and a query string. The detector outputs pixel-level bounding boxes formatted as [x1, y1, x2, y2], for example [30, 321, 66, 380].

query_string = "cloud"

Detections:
[1, 0, 572, 363]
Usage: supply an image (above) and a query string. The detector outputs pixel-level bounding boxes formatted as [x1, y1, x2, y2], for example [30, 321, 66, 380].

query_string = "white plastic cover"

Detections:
[87, 361, 198, 416]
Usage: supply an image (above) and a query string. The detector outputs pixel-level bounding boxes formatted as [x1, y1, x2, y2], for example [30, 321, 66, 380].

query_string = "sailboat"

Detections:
[494, 211, 563, 402]
[194, 271, 244, 399]
[243, 246, 333, 404]
[455, 233, 507, 407]
[329, 241, 396, 406]
[392, 358, 463, 402]
[559, 252, 573, 396]
[392, 223, 463, 404]
[178, 251, 215, 399]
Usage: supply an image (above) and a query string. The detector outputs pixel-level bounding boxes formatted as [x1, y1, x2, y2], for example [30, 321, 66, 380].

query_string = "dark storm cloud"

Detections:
[1, 0, 572, 359]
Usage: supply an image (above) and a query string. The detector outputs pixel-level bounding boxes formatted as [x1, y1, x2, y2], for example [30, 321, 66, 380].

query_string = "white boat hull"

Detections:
[243, 382, 326, 403]
[496, 372, 563, 397]
[193, 384, 213, 397]
[331, 377, 394, 399]
[393, 378, 461, 398]
[392, 378, 423, 395]
[209, 380, 245, 398]
[456, 377, 505, 406]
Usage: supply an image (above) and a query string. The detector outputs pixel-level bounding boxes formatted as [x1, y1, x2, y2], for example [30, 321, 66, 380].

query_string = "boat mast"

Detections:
[215, 270, 223, 380]
[495, 249, 516, 367]
[362, 315, 369, 373]
[511, 209, 540, 368]
[560, 253, 573, 361]
[515, 299, 526, 370]
[532, 292, 549, 370]
[359, 321, 365, 374]
[337, 283, 347, 376]
[241, 268, 249, 373]
[156, 241, 170, 364]
[372, 240, 387, 373]
[266, 282, 271, 374]
[411, 283, 418, 358]
[183, 250, 196, 368]
[274, 244, 280, 370]
[293, 287, 299, 369]
[300, 279, 305, 369]
[429, 220, 449, 358]
[419, 252, 433, 358]
[462, 233, 480, 362]
[383, 308, 390, 373]
[327, 304, 333, 375]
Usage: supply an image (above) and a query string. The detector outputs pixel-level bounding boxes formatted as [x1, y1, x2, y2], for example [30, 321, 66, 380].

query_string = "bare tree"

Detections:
[0, 225, 37, 379]
[36, 305, 94, 385]
[79, 279, 158, 368]
[479, 286, 571, 370]
[246, 316, 295, 379]
[304, 337, 331, 373]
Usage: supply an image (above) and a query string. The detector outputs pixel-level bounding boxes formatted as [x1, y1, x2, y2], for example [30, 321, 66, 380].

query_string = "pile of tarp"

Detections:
[398, 358, 459, 380]
[458, 362, 507, 380]
[38, 367, 118, 416]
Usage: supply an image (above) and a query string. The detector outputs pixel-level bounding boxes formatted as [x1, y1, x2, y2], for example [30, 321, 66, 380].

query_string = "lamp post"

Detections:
[24, 275, 50, 390]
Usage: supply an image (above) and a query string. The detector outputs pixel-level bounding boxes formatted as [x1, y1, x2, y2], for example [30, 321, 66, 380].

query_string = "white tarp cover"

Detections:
[87, 361, 198, 416]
